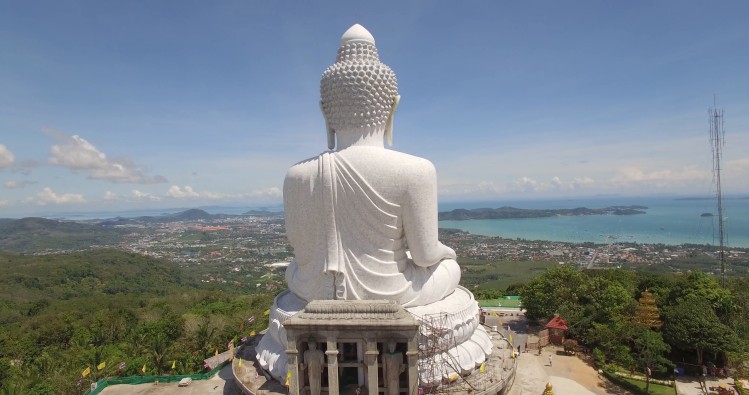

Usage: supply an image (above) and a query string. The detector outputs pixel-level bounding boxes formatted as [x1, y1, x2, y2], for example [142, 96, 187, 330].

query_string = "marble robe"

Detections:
[284, 151, 460, 307]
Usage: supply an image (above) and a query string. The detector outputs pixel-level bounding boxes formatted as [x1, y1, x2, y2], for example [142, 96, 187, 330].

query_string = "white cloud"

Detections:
[0, 200, 9, 207]
[28, 187, 86, 205]
[4, 180, 37, 189]
[550, 176, 595, 190]
[103, 191, 119, 200]
[614, 166, 707, 183]
[244, 187, 282, 199]
[168, 185, 200, 198]
[44, 128, 167, 184]
[0, 144, 15, 168]
[130, 189, 161, 202]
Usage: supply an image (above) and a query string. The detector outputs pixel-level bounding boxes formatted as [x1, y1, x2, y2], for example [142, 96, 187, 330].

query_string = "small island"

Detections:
[438, 205, 648, 221]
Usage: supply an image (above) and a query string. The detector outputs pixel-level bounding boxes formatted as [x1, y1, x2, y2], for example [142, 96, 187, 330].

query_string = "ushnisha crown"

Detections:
[320, 24, 399, 134]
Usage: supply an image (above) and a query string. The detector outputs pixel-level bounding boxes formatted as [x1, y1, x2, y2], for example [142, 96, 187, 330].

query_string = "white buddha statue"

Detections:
[283, 24, 461, 307]
[256, 24, 492, 387]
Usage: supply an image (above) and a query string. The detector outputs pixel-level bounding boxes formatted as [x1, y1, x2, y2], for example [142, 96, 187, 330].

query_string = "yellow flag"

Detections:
[141, 364, 147, 374]
[285, 370, 292, 386]
[82, 367, 91, 377]
[238, 358, 243, 368]
[480, 362, 485, 373]
[97, 361, 106, 370]
[449, 373, 459, 382]
[215, 349, 218, 356]
[509, 333, 513, 343]
[250, 330, 256, 336]
[229, 353, 234, 362]
[263, 309, 270, 316]
[171, 360, 176, 369]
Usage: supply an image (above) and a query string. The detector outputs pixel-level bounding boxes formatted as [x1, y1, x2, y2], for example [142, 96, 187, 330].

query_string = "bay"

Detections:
[438, 196, 749, 248]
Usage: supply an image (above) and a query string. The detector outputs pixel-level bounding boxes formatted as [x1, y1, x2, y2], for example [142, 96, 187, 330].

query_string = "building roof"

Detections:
[545, 315, 569, 330]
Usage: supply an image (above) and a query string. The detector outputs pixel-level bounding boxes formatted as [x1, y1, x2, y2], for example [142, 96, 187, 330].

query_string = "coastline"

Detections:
[438, 196, 749, 248]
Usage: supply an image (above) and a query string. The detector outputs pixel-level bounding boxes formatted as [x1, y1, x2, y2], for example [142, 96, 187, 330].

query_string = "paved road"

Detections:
[674, 375, 737, 395]
[99, 363, 240, 395]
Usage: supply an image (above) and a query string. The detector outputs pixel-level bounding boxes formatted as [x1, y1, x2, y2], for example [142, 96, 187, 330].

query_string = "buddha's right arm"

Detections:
[402, 161, 457, 267]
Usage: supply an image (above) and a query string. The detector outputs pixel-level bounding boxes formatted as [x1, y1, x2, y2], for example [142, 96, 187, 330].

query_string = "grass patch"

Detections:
[478, 298, 522, 308]
[603, 370, 675, 395]
[461, 259, 557, 290]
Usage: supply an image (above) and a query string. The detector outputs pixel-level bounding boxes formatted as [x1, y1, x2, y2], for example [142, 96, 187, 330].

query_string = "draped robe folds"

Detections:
[284, 151, 460, 307]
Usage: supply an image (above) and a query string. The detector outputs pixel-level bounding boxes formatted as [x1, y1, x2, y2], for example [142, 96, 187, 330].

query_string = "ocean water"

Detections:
[438, 196, 749, 248]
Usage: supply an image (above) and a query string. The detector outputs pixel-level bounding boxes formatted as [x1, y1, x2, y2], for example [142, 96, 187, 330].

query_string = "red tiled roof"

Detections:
[545, 315, 568, 330]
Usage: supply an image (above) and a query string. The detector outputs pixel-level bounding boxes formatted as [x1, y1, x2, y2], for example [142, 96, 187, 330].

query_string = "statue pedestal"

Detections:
[282, 300, 419, 395]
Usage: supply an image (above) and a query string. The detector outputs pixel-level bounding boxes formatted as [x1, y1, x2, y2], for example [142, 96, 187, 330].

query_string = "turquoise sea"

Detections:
[438, 196, 749, 248]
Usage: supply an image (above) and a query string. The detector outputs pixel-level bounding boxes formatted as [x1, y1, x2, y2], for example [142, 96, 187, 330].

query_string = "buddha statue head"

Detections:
[320, 24, 400, 149]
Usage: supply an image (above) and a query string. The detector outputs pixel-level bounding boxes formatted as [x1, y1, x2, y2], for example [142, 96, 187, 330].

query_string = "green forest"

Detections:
[0, 249, 274, 394]
[516, 266, 749, 386]
[2, 247, 748, 394]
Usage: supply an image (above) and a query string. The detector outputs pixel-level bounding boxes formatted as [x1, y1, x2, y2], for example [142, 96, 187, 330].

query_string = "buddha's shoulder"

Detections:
[343, 147, 435, 172]
[286, 155, 320, 178]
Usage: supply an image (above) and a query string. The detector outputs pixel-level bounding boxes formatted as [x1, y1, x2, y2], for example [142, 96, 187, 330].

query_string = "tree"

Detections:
[632, 328, 671, 392]
[633, 290, 663, 329]
[518, 266, 589, 321]
[662, 294, 738, 364]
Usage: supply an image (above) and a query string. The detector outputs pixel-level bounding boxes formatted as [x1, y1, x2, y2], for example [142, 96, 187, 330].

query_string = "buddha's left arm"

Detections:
[402, 161, 456, 267]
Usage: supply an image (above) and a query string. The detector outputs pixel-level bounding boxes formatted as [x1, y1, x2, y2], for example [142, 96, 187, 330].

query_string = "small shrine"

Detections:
[544, 315, 568, 345]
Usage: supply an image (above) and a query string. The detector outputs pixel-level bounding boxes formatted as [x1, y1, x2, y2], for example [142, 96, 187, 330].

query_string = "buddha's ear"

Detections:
[385, 95, 400, 146]
[321, 100, 335, 150]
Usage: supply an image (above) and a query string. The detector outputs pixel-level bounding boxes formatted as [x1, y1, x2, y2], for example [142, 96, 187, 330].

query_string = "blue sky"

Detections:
[1, 1, 748, 217]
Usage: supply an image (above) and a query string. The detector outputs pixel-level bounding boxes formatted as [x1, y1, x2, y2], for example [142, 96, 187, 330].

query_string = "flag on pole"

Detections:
[228, 339, 234, 350]
[118, 362, 126, 371]
[81, 367, 91, 377]
[285, 370, 292, 386]
[250, 330, 256, 337]
[263, 309, 270, 316]
[141, 364, 147, 374]
[247, 315, 255, 324]
[480, 362, 486, 373]
[215, 349, 218, 356]
[509, 333, 513, 343]
[241, 336, 248, 343]
[238, 358, 243, 368]
[171, 360, 176, 369]
[97, 361, 106, 370]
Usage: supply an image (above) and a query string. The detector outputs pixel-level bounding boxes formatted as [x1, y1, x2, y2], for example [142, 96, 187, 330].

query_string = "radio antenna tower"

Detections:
[709, 98, 726, 287]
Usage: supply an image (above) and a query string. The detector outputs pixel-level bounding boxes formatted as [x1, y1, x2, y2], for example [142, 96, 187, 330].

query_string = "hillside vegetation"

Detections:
[0, 218, 125, 252]
[516, 266, 749, 381]
[0, 249, 273, 394]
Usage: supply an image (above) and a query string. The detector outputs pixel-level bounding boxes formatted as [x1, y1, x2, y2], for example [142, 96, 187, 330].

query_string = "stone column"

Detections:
[286, 335, 300, 395]
[365, 340, 379, 395]
[326, 340, 340, 395]
[406, 339, 419, 395]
